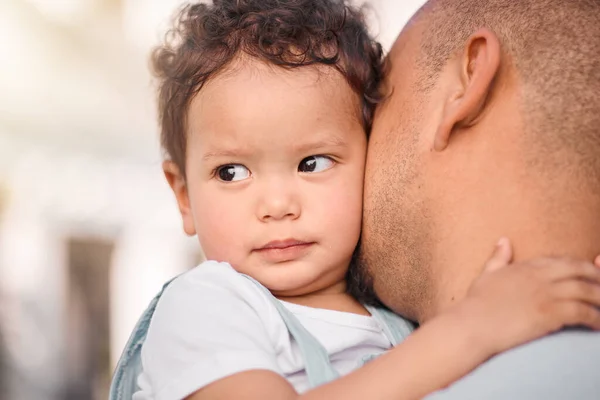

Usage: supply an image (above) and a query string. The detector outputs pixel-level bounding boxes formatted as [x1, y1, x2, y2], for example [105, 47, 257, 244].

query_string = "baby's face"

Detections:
[177, 58, 366, 297]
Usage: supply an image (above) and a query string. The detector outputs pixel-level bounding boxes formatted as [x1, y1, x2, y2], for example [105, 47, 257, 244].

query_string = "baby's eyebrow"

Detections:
[292, 136, 348, 153]
[202, 148, 249, 161]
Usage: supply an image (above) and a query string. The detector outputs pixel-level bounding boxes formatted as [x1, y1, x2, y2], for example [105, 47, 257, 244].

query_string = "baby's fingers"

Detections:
[483, 238, 513, 273]
[553, 280, 600, 307]
[552, 301, 600, 331]
[540, 260, 600, 284]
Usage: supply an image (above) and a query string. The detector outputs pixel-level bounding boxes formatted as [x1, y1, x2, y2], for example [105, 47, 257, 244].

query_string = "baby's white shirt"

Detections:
[133, 261, 393, 400]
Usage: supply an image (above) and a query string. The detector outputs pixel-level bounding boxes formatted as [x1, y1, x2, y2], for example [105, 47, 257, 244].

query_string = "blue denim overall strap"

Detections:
[109, 277, 176, 400]
[365, 305, 415, 346]
[241, 275, 341, 388]
[243, 277, 415, 385]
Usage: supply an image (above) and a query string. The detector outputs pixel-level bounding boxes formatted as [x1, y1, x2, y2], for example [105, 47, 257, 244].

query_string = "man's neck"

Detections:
[425, 180, 600, 322]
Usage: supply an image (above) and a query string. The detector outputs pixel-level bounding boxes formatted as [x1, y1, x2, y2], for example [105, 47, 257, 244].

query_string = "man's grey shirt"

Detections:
[425, 329, 600, 399]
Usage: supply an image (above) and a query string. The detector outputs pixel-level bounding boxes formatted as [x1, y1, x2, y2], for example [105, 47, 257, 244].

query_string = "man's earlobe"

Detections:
[434, 28, 501, 151]
[163, 161, 196, 236]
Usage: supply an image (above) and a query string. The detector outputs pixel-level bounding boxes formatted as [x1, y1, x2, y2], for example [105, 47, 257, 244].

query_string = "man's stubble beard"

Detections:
[354, 122, 435, 322]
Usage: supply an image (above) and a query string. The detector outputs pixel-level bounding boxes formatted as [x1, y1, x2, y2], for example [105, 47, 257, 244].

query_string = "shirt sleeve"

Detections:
[424, 329, 600, 400]
[136, 261, 282, 400]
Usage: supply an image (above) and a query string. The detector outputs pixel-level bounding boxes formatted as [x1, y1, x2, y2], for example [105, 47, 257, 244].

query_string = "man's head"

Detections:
[355, 0, 600, 321]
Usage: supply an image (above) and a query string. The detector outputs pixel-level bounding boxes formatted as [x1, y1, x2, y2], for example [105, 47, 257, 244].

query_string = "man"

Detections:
[357, 0, 600, 398]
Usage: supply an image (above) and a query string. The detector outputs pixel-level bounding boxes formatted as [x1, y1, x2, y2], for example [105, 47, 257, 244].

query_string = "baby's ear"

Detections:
[163, 161, 196, 236]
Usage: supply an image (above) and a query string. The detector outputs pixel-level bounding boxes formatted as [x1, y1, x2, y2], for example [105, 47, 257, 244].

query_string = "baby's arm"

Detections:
[188, 241, 600, 400]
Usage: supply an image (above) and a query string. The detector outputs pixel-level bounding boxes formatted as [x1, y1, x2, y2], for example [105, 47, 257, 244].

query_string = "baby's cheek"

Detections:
[321, 186, 363, 245]
[334, 177, 364, 221]
[195, 208, 243, 262]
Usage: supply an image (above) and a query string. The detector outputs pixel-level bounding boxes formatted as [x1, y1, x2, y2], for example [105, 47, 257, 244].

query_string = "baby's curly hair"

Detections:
[152, 0, 384, 176]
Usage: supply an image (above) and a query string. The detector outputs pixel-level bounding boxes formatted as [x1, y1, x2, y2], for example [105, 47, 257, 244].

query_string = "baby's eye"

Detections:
[298, 155, 335, 173]
[216, 164, 251, 182]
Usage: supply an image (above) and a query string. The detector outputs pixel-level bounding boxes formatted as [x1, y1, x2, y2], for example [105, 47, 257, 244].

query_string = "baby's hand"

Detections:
[456, 238, 600, 356]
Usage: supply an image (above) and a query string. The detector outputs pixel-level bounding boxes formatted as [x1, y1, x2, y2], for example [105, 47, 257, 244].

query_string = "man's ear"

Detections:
[434, 28, 501, 151]
[163, 161, 196, 236]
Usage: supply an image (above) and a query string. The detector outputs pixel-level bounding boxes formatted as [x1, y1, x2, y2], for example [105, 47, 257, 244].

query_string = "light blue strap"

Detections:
[109, 277, 177, 400]
[365, 305, 415, 346]
[242, 275, 340, 388]
[356, 306, 415, 368]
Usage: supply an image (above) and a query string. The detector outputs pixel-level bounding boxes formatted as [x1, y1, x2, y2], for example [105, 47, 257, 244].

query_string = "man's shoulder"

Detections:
[426, 329, 600, 400]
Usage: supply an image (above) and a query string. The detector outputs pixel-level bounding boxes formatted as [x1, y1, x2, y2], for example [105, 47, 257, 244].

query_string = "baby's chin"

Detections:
[258, 263, 349, 299]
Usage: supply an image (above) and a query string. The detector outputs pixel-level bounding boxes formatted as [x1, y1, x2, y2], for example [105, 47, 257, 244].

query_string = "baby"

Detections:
[110, 1, 600, 399]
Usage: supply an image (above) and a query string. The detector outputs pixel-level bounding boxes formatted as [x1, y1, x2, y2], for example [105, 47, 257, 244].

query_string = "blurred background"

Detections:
[0, 0, 426, 399]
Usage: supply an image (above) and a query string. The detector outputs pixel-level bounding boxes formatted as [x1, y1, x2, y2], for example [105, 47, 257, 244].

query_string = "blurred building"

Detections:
[0, 0, 425, 399]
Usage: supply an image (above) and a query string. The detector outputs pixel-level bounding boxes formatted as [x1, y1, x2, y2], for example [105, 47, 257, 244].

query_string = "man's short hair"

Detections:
[415, 0, 600, 189]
